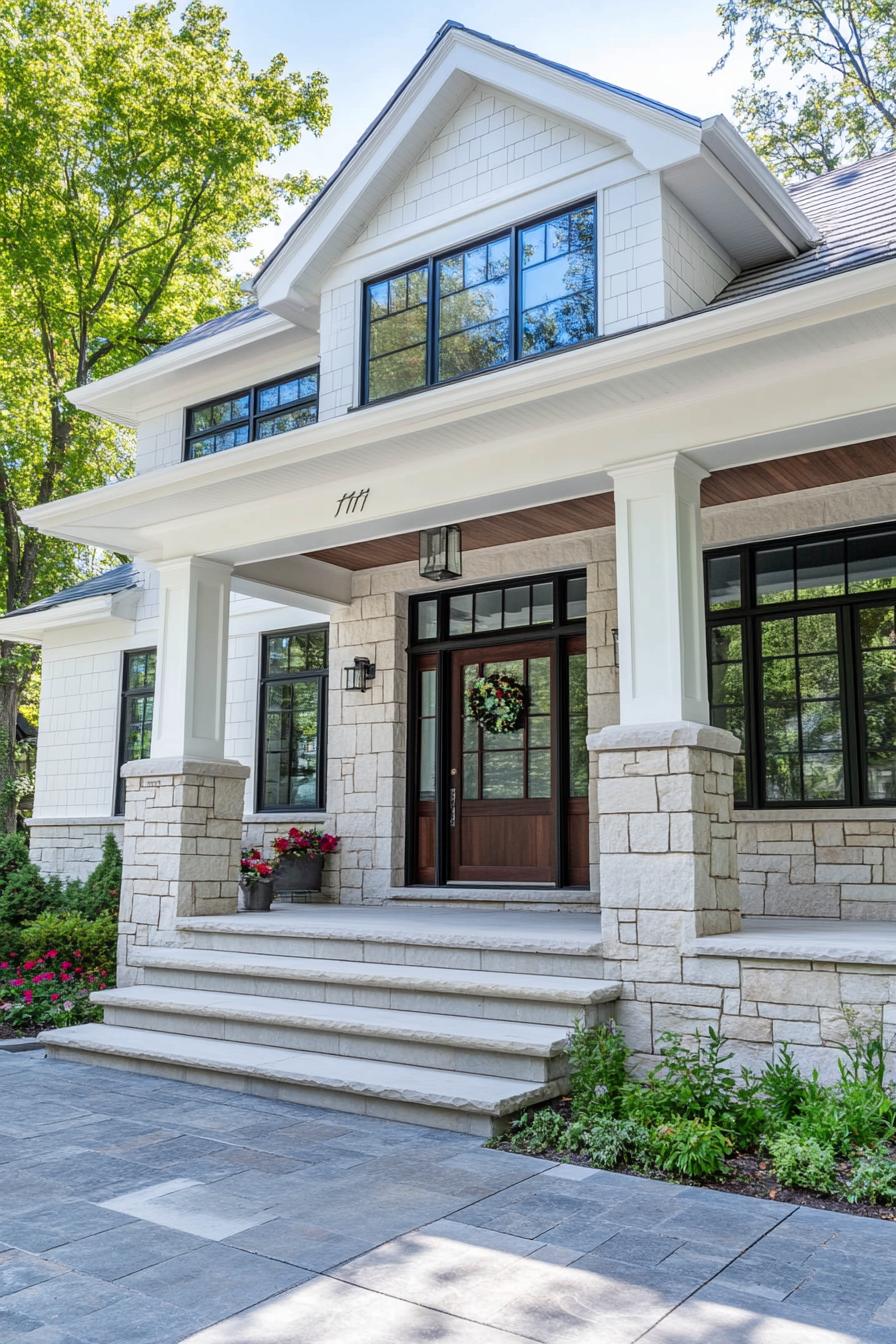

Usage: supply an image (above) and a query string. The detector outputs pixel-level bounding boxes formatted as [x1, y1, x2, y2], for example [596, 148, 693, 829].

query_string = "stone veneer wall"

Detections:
[28, 821, 124, 883]
[737, 815, 896, 920]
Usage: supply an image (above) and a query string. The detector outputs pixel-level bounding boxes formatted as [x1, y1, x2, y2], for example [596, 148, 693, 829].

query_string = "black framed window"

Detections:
[410, 571, 586, 647]
[362, 199, 597, 405]
[706, 524, 896, 808]
[185, 369, 318, 459]
[258, 628, 327, 812]
[115, 649, 156, 814]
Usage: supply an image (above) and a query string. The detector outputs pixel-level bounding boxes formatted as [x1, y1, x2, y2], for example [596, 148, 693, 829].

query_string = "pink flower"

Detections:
[22, 991, 32, 1004]
[50, 993, 60, 1002]
[46, 950, 58, 959]
[9, 979, 23, 988]
[0, 962, 9, 970]
[23, 961, 36, 971]
[63, 1000, 74, 1011]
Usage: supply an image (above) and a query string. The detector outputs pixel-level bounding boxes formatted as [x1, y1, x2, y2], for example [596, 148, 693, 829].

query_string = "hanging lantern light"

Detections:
[419, 525, 462, 582]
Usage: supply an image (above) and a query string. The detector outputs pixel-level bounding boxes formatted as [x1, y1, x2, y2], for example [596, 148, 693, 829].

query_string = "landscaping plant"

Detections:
[492, 1012, 896, 1214]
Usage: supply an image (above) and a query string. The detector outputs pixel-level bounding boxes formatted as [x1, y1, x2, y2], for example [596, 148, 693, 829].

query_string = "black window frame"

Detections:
[115, 647, 156, 815]
[705, 522, 896, 810]
[184, 367, 319, 461]
[256, 626, 328, 814]
[360, 196, 598, 407]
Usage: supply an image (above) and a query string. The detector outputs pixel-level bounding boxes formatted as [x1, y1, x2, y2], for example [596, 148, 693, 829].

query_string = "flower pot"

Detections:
[273, 853, 323, 896]
[240, 878, 274, 912]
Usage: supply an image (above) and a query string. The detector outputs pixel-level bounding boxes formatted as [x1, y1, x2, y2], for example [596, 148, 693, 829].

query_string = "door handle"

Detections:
[449, 787, 457, 828]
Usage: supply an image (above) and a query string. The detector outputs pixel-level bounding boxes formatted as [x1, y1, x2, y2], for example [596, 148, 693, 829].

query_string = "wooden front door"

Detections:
[448, 641, 556, 884]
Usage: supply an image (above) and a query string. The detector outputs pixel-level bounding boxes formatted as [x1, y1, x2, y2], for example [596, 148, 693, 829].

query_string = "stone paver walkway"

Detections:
[1, 1050, 895, 1343]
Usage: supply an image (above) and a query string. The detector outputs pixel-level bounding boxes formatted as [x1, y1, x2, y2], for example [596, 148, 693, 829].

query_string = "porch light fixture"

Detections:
[419, 525, 462, 582]
[612, 628, 619, 667]
[343, 656, 376, 693]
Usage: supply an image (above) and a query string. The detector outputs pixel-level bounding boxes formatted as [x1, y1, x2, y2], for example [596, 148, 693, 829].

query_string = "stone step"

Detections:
[94, 986, 571, 1082]
[388, 889, 600, 912]
[39, 1024, 565, 1136]
[175, 908, 604, 978]
[130, 945, 620, 1027]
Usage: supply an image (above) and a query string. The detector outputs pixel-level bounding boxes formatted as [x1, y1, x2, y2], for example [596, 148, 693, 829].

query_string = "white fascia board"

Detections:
[22, 256, 896, 558]
[255, 28, 701, 319]
[65, 310, 295, 426]
[0, 590, 140, 644]
[700, 116, 820, 249]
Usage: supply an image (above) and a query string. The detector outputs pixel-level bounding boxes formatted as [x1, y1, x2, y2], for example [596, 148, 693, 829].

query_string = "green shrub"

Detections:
[567, 1019, 630, 1118]
[566, 1114, 651, 1170]
[510, 1107, 569, 1153]
[844, 1147, 896, 1205]
[761, 1043, 807, 1127]
[0, 866, 49, 926]
[644, 1028, 738, 1126]
[768, 1128, 838, 1192]
[0, 922, 24, 962]
[67, 834, 121, 919]
[651, 1117, 731, 1178]
[20, 911, 116, 975]
[0, 832, 31, 880]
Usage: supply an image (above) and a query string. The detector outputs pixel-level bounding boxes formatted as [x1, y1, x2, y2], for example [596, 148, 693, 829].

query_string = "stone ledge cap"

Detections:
[120, 756, 250, 780]
[587, 721, 741, 753]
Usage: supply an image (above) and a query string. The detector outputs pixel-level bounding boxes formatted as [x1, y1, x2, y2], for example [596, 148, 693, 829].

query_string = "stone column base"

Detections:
[118, 757, 250, 985]
[588, 721, 741, 1056]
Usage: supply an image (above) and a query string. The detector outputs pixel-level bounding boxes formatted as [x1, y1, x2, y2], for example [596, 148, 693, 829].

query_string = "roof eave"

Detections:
[0, 590, 141, 644]
[701, 115, 821, 250]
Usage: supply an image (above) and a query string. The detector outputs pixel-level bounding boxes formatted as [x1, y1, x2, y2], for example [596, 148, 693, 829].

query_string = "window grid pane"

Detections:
[259, 629, 328, 811]
[706, 528, 896, 808]
[366, 265, 429, 402]
[186, 369, 318, 458]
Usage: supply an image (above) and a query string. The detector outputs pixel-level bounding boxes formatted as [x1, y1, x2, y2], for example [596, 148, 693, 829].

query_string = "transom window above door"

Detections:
[411, 573, 586, 645]
[705, 524, 896, 808]
[362, 200, 597, 405]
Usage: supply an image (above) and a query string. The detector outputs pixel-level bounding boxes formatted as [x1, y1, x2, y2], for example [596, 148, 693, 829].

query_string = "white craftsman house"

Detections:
[6, 21, 896, 1131]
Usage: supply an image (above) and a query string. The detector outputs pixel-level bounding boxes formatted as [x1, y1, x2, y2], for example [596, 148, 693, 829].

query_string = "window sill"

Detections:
[243, 811, 329, 824]
[735, 807, 895, 822]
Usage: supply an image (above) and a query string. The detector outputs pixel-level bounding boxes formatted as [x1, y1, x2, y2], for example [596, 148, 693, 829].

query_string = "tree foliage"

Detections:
[0, 0, 330, 829]
[715, 1, 896, 178]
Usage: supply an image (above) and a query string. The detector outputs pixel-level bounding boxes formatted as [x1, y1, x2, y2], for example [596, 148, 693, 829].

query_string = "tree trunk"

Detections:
[0, 645, 19, 835]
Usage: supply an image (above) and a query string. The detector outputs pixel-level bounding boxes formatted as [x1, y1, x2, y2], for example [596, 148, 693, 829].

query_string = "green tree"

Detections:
[0, 0, 330, 831]
[715, 1, 896, 178]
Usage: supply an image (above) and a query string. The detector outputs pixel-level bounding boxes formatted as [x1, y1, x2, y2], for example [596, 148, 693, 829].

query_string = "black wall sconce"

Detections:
[343, 657, 376, 692]
[612, 628, 619, 667]
[419, 525, 462, 582]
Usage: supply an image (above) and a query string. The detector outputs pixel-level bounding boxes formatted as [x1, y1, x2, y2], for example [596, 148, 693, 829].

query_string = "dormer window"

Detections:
[185, 368, 318, 459]
[362, 200, 597, 406]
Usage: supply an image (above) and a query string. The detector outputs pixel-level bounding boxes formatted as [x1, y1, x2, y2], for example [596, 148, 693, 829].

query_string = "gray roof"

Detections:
[144, 304, 269, 362]
[715, 149, 896, 306]
[3, 563, 138, 619]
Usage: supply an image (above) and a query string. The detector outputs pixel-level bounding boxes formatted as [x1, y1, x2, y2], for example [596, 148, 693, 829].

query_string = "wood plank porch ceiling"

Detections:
[305, 436, 896, 571]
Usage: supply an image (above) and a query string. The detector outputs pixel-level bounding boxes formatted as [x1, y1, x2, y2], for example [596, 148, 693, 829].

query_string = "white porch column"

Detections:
[610, 453, 709, 726]
[117, 556, 248, 985]
[151, 556, 232, 760]
[590, 454, 741, 1060]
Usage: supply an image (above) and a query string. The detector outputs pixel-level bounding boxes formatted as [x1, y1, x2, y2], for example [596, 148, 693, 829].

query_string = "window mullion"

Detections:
[841, 603, 863, 805]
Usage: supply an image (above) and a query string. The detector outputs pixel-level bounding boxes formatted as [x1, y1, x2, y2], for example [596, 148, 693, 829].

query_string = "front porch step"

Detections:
[128, 944, 620, 1027]
[174, 912, 604, 979]
[93, 985, 572, 1082]
[389, 888, 600, 912]
[39, 1024, 566, 1136]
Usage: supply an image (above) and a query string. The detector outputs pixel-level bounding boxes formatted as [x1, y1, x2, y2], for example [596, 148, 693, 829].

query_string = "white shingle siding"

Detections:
[357, 86, 614, 246]
[601, 173, 666, 335]
[662, 189, 738, 316]
[135, 410, 183, 475]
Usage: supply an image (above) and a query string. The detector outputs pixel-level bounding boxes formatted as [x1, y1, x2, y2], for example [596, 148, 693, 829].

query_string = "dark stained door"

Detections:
[448, 641, 556, 884]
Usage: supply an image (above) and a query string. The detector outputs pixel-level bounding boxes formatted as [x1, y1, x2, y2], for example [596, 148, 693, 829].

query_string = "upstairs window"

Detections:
[185, 368, 318, 459]
[362, 199, 597, 405]
[706, 525, 896, 808]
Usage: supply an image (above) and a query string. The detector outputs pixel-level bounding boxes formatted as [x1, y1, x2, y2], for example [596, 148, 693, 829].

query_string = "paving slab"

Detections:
[2, 1054, 895, 1344]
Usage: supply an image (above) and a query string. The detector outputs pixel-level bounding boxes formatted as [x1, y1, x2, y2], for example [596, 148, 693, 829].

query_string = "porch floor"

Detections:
[178, 903, 603, 955]
[694, 915, 896, 966]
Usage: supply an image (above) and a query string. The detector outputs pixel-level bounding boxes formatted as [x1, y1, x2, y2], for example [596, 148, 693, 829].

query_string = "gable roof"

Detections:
[252, 19, 700, 288]
[715, 149, 896, 307]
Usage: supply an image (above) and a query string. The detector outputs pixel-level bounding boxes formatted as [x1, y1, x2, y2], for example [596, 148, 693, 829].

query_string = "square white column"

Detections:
[150, 556, 232, 761]
[610, 454, 709, 726]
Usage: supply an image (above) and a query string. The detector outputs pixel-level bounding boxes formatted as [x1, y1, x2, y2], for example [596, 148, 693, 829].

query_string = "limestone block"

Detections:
[721, 1014, 772, 1043]
[597, 776, 658, 813]
[599, 814, 629, 853]
[681, 955, 741, 987]
[629, 813, 670, 853]
[742, 967, 840, 1008]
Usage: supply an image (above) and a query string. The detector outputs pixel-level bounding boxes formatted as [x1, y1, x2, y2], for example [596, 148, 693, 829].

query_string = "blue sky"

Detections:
[120, 1, 758, 264]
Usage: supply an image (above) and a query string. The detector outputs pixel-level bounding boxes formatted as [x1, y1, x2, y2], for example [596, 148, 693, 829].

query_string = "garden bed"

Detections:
[491, 1098, 896, 1221]
[492, 1014, 896, 1221]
